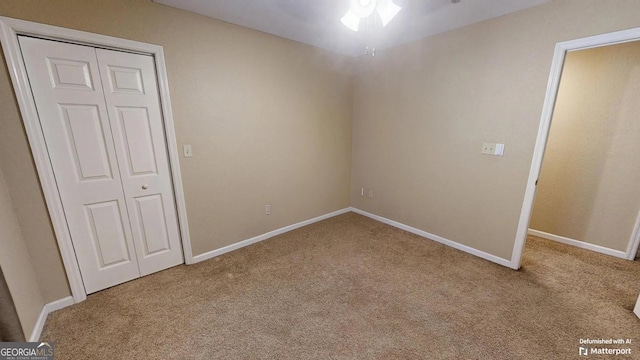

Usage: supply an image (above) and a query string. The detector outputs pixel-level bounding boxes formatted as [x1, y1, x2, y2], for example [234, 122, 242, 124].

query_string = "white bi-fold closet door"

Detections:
[19, 36, 183, 294]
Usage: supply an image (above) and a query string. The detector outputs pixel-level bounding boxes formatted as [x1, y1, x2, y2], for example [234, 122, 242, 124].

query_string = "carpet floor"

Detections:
[41, 212, 640, 359]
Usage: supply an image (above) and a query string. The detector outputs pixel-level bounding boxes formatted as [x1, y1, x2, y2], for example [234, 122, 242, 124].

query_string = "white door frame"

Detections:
[0, 17, 194, 303]
[510, 26, 640, 269]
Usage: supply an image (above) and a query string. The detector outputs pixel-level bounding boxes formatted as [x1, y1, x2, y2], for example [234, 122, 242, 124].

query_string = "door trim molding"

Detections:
[626, 210, 640, 260]
[510, 26, 640, 270]
[0, 17, 193, 303]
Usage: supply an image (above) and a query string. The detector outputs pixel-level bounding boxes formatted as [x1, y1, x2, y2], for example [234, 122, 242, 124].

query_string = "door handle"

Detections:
[142, 184, 149, 190]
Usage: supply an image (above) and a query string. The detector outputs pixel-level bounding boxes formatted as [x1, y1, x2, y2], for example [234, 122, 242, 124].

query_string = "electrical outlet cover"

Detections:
[482, 143, 496, 155]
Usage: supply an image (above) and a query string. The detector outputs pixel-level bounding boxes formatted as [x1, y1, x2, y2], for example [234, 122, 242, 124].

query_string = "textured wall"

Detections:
[350, 0, 640, 260]
[531, 41, 640, 252]
[0, 0, 353, 301]
[0, 165, 44, 338]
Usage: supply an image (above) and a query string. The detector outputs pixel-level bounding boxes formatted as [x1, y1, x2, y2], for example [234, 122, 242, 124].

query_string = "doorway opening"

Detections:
[528, 40, 640, 259]
[511, 28, 640, 269]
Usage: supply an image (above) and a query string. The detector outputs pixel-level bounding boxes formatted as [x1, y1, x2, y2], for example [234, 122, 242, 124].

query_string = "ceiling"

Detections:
[154, 0, 550, 57]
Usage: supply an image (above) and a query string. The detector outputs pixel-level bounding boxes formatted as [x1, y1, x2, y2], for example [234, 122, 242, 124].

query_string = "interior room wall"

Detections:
[0, 48, 70, 304]
[350, 0, 640, 260]
[0, 165, 45, 339]
[0, 0, 352, 302]
[4, 0, 640, 304]
[530, 41, 640, 253]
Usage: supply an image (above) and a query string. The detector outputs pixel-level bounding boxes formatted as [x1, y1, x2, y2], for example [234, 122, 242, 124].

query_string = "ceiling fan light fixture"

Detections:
[341, 0, 401, 32]
[341, 9, 361, 32]
[376, 0, 401, 27]
[351, 0, 378, 18]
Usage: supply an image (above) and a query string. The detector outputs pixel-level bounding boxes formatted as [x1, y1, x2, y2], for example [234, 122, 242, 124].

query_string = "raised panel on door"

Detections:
[133, 194, 171, 256]
[96, 48, 183, 276]
[59, 104, 113, 180]
[116, 107, 158, 176]
[85, 201, 134, 268]
[19, 36, 141, 294]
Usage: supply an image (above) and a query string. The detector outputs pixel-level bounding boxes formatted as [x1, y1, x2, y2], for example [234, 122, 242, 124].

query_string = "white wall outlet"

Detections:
[494, 143, 505, 156]
[482, 143, 496, 155]
[368, 189, 374, 198]
[265, 204, 271, 215]
[183, 144, 193, 157]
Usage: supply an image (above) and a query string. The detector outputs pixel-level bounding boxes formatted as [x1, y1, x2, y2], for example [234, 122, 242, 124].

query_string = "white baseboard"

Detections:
[29, 296, 74, 342]
[527, 229, 627, 259]
[349, 207, 513, 268]
[192, 208, 351, 263]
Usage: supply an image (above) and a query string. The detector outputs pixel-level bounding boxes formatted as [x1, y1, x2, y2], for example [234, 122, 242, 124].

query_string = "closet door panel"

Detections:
[19, 36, 140, 294]
[96, 49, 183, 276]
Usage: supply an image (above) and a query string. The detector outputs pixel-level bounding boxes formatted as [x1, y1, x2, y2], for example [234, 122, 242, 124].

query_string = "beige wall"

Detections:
[350, 0, 640, 260]
[4, 0, 640, 304]
[0, 165, 45, 339]
[530, 42, 640, 252]
[0, 49, 70, 303]
[0, 0, 352, 301]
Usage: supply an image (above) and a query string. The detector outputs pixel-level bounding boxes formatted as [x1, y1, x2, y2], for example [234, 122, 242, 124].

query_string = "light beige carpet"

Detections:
[41, 212, 640, 359]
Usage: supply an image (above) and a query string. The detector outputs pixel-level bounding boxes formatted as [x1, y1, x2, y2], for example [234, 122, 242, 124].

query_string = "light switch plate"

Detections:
[183, 145, 192, 157]
[494, 143, 505, 156]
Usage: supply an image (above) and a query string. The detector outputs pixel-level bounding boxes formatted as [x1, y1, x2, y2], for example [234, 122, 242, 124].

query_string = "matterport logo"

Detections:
[579, 338, 632, 356]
